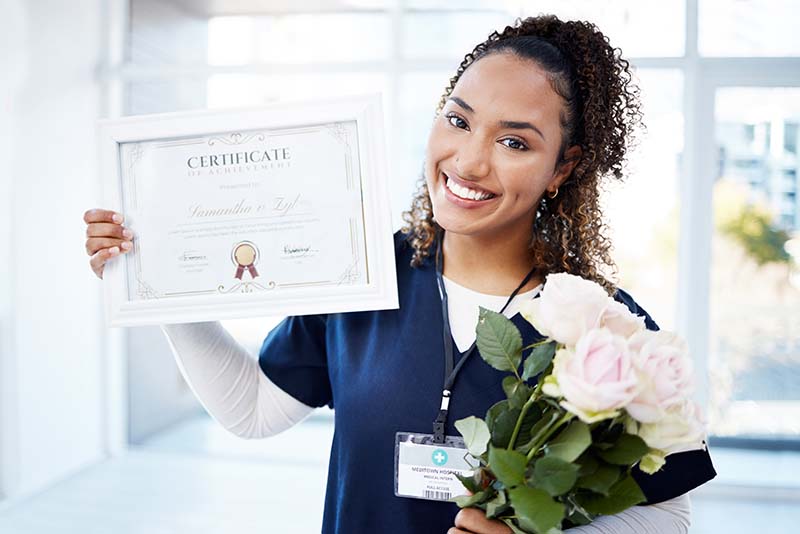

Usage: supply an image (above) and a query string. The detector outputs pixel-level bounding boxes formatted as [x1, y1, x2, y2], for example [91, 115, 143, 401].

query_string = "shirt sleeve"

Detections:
[565, 494, 691, 533]
[612, 288, 718, 504]
[257, 313, 333, 409]
[161, 321, 314, 439]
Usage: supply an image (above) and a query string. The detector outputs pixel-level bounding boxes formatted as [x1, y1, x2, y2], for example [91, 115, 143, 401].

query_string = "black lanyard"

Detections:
[432, 233, 539, 443]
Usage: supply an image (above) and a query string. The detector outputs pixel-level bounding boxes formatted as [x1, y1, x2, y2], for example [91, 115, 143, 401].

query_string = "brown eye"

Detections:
[500, 138, 528, 151]
[445, 113, 469, 130]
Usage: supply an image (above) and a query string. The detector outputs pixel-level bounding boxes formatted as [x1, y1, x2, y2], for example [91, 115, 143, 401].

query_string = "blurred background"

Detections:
[1, 0, 799, 532]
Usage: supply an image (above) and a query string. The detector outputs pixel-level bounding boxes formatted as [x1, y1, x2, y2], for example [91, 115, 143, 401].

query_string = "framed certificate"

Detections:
[98, 94, 398, 327]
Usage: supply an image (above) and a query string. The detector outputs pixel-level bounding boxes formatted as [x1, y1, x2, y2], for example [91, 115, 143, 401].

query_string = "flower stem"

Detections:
[521, 339, 552, 351]
[526, 412, 574, 460]
[507, 394, 537, 450]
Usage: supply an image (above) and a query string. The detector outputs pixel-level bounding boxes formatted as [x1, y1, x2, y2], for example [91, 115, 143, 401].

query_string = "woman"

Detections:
[84, 15, 715, 534]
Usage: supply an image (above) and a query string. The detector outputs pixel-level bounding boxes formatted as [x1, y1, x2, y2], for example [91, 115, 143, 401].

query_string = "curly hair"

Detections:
[400, 14, 643, 295]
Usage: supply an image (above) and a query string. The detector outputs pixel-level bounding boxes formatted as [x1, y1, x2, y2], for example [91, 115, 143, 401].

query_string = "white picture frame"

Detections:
[97, 93, 398, 327]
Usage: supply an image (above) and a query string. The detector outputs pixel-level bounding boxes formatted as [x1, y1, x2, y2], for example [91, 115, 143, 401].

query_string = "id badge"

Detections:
[394, 432, 476, 502]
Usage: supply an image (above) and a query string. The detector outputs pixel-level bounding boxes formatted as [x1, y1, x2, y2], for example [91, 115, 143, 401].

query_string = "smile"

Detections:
[443, 173, 497, 201]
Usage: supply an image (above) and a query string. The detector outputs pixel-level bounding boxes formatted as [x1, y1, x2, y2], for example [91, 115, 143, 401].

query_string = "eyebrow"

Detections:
[448, 96, 546, 141]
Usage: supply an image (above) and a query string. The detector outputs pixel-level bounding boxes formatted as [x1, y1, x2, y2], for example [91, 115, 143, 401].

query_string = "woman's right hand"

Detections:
[83, 208, 133, 279]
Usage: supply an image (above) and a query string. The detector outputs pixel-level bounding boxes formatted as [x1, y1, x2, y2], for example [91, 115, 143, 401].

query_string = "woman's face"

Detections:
[424, 52, 576, 241]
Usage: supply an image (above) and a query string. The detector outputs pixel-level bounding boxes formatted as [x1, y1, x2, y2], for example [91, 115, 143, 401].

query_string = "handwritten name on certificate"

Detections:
[100, 96, 397, 325]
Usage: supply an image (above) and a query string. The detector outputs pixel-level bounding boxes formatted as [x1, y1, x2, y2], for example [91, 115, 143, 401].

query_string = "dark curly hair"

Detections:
[400, 14, 644, 295]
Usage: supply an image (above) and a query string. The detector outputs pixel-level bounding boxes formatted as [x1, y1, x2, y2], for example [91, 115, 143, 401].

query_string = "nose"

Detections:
[454, 135, 491, 179]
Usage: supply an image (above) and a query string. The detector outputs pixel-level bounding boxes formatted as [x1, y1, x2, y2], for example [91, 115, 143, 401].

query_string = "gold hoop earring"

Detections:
[547, 187, 559, 199]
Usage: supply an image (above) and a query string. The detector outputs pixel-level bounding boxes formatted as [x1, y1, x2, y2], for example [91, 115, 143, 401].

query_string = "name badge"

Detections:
[394, 432, 475, 502]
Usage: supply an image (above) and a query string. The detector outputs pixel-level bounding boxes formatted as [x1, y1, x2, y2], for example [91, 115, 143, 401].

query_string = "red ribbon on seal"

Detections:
[235, 264, 259, 280]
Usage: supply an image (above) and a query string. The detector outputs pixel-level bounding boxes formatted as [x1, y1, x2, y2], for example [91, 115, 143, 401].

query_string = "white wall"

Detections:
[0, 0, 107, 500]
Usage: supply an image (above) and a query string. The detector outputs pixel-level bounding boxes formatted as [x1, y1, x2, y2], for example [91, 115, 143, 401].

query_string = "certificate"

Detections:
[98, 94, 398, 326]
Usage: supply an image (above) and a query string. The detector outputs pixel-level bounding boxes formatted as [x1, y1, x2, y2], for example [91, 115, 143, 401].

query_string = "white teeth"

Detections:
[445, 176, 494, 201]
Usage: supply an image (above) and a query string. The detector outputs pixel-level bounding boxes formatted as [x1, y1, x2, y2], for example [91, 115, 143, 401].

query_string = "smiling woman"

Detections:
[83, 12, 715, 534]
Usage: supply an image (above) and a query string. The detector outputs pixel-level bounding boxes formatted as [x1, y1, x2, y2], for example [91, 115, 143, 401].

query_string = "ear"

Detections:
[549, 145, 582, 191]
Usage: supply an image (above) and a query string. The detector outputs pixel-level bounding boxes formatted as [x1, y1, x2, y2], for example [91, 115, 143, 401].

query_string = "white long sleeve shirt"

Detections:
[161, 275, 691, 533]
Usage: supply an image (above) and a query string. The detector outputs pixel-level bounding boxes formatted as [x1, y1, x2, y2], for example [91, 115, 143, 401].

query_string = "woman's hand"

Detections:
[83, 208, 133, 279]
[448, 508, 513, 534]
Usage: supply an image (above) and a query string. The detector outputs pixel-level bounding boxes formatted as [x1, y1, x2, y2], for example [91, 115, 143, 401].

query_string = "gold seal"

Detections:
[231, 241, 260, 280]
[234, 243, 256, 266]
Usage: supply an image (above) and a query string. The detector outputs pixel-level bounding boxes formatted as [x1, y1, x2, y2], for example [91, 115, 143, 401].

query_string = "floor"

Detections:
[0, 412, 797, 533]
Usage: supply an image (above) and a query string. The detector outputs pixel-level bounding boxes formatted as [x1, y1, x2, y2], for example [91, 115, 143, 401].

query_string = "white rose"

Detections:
[546, 328, 639, 423]
[599, 299, 646, 338]
[520, 272, 610, 347]
[637, 399, 707, 455]
[626, 330, 695, 424]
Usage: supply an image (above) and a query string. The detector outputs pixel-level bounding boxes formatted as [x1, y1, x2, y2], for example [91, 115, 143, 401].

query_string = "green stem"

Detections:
[526, 412, 575, 460]
[521, 339, 552, 351]
[506, 394, 537, 450]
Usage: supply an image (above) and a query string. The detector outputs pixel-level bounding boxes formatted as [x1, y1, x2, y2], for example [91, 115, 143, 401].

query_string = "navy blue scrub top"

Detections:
[258, 230, 717, 534]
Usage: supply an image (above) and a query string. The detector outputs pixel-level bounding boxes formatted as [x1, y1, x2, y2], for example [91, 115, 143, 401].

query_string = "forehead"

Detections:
[450, 53, 563, 136]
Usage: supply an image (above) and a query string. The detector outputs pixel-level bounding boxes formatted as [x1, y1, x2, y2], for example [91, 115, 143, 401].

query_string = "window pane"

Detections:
[710, 87, 800, 441]
[206, 72, 389, 107]
[700, 0, 800, 57]
[402, 11, 512, 60]
[516, 0, 684, 57]
[208, 14, 391, 65]
[405, 1, 684, 58]
[602, 69, 684, 332]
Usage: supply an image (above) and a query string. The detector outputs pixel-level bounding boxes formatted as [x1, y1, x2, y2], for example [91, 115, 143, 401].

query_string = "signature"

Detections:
[283, 245, 317, 258]
[178, 251, 207, 262]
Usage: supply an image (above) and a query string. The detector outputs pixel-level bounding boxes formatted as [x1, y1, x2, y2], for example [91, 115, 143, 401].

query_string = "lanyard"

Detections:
[432, 232, 539, 443]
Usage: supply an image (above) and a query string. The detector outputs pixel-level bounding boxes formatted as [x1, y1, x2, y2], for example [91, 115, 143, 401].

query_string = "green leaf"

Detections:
[597, 433, 649, 466]
[576, 451, 599, 477]
[522, 341, 557, 381]
[491, 406, 522, 449]
[488, 446, 527, 488]
[502, 519, 528, 534]
[452, 488, 491, 508]
[454, 472, 482, 495]
[508, 486, 566, 534]
[531, 456, 579, 496]
[544, 420, 591, 462]
[486, 400, 508, 428]
[485, 491, 510, 519]
[455, 416, 491, 457]
[503, 376, 533, 409]
[476, 307, 523, 373]
[565, 496, 594, 526]
[578, 475, 647, 515]
[575, 462, 621, 496]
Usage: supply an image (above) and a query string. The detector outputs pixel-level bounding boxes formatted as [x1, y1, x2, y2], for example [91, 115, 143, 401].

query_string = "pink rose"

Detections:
[545, 328, 639, 423]
[520, 272, 610, 346]
[626, 330, 695, 424]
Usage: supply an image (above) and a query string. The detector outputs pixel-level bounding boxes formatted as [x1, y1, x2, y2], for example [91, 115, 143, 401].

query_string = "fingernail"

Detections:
[121, 241, 132, 251]
[109, 246, 120, 255]
[112, 213, 123, 224]
[122, 228, 133, 239]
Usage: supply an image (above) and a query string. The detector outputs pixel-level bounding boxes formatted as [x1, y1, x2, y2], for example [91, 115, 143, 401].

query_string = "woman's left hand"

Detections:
[447, 508, 513, 534]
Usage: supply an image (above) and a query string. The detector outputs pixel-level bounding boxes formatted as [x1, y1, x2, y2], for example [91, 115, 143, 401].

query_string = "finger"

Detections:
[454, 509, 510, 534]
[85, 237, 132, 256]
[447, 529, 471, 534]
[86, 222, 132, 239]
[89, 247, 120, 279]
[83, 208, 123, 224]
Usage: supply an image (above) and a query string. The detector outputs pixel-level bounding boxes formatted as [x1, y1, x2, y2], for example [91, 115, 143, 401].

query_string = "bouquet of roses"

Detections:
[452, 273, 707, 534]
